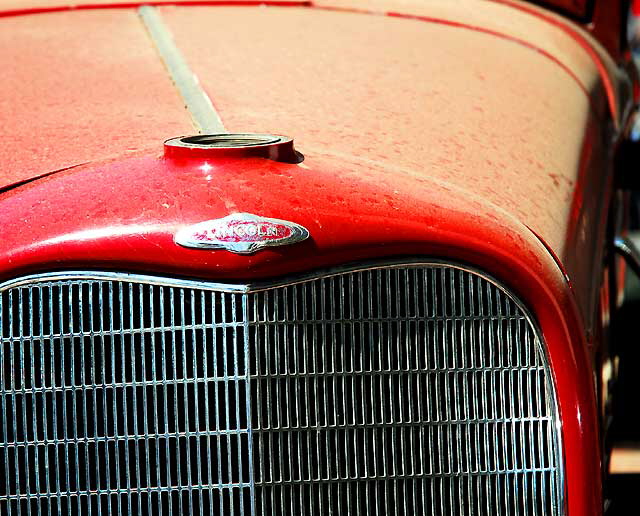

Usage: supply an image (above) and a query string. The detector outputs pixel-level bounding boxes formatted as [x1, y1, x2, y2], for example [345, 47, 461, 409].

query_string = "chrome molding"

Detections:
[614, 236, 640, 279]
[0, 259, 565, 516]
[0, 257, 564, 295]
[138, 6, 226, 134]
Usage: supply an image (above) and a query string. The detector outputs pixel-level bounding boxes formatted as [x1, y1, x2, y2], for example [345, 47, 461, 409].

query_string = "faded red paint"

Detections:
[0, 0, 626, 125]
[487, 0, 623, 120]
[313, 0, 625, 126]
[160, 3, 622, 325]
[0, 0, 311, 19]
[383, 10, 596, 111]
[0, 9, 193, 187]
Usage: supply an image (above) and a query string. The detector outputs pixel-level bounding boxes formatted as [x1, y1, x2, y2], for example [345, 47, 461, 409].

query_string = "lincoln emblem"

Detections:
[174, 213, 310, 254]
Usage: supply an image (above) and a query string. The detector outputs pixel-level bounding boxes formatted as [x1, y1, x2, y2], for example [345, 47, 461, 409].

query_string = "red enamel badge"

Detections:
[175, 213, 310, 254]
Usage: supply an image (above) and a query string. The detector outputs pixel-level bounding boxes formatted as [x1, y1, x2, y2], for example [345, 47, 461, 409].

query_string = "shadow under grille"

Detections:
[0, 264, 562, 515]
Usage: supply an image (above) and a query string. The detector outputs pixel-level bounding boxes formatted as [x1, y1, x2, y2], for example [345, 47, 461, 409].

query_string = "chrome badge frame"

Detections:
[174, 212, 310, 254]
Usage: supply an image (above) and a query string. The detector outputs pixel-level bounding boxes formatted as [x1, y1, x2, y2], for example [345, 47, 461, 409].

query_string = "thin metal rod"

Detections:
[138, 5, 226, 134]
[615, 236, 640, 279]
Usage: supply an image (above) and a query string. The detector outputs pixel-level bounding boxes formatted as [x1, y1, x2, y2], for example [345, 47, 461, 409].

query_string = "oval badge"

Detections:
[175, 213, 310, 254]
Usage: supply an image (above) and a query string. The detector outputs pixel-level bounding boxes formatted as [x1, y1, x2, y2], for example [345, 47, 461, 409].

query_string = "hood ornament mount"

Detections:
[175, 213, 310, 254]
[164, 133, 303, 163]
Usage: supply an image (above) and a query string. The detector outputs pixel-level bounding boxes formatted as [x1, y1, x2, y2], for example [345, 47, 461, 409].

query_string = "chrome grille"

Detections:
[0, 264, 563, 515]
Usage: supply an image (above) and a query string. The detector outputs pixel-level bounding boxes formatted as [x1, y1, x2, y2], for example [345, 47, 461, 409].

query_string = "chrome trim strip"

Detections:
[615, 236, 640, 279]
[0, 258, 560, 294]
[0, 261, 565, 514]
[138, 5, 226, 134]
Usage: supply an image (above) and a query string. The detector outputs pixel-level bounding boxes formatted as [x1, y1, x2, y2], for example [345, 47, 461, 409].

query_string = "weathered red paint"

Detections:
[383, 9, 599, 113]
[488, 0, 624, 120]
[160, 3, 624, 327]
[0, 0, 311, 19]
[0, 0, 626, 122]
[493, 0, 589, 19]
[0, 9, 193, 187]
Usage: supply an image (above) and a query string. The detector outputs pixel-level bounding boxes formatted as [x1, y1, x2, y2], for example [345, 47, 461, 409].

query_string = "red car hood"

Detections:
[0, 0, 630, 319]
[0, 5, 626, 510]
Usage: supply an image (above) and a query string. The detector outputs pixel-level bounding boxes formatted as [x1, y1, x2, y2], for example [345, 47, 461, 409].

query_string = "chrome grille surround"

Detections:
[0, 262, 564, 515]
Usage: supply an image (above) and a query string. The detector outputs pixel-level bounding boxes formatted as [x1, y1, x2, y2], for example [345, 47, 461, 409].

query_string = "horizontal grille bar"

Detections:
[0, 264, 563, 515]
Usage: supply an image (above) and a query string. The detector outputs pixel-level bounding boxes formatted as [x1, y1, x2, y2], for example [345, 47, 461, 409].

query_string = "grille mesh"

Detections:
[0, 265, 562, 515]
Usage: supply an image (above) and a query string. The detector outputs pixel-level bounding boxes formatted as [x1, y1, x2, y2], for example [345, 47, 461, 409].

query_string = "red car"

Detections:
[0, 0, 637, 514]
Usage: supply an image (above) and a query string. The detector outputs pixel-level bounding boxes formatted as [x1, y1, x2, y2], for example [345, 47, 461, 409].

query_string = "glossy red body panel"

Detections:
[0, 1, 633, 514]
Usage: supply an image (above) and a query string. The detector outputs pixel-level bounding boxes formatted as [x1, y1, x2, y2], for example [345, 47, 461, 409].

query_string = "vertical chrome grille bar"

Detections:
[149, 285, 162, 516]
[0, 264, 563, 515]
[69, 284, 81, 515]
[189, 288, 203, 516]
[106, 282, 120, 516]
[77, 284, 88, 516]
[211, 291, 224, 516]
[117, 282, 130, 513]
[87, 283, 99, 516]
[222, 292, 233, 516]
[128, 283, 141, 516]
[158, 285, 171, 515]
[28, 287, 40, 516]
[9, 289, 18, 516]
[41, 285, 51, 516]
[58, 285, 69, 516]
[201, 290, 215, 516]
[0, 292, 9, 515]
[19, 288, 32, 516]
[97, 282, 110, 516]
[242, 291, 256, 516]
[179, 288, 194, 516]
[167, 288, 180, 514]
[139, 285, 151, 515]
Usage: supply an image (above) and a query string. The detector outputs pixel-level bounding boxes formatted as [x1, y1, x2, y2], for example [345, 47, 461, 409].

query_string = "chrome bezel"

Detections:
[164, 133, 287, 150]
[173, 212, 310, 254]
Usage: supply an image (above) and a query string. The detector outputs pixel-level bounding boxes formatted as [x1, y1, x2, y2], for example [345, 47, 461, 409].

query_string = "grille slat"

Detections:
[0, 264, 562, 515]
